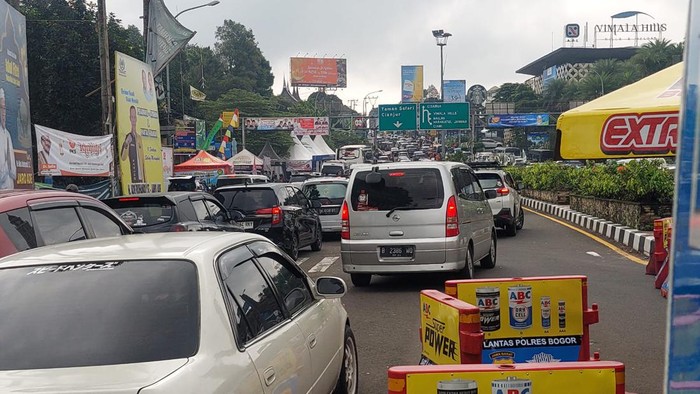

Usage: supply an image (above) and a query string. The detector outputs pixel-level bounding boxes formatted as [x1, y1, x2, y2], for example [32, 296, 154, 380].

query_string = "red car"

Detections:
[0, 190, 133, 258]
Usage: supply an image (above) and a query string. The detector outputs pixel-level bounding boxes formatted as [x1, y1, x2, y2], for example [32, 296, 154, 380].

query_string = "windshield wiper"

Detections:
[386, 205, 417, 217]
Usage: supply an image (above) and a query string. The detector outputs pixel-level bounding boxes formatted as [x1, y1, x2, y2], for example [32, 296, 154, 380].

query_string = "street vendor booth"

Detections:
[557, 62, 681, 160]
[286, 135, 313, 172]
[173, 150, 232, 186]
[228, 148, 264, 173]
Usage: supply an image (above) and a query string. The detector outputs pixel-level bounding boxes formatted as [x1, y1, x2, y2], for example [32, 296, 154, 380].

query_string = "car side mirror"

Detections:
[485, 189, 498, 199]
[311, 200, 322, 209]
[315, 277, 346, 298]
[517, 181, 524, 190]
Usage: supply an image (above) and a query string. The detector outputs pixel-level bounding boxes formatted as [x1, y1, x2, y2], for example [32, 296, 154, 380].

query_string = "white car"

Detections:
[472, 165, 524, 236]
[302, 177, 349, 233]
[0, 232, 358, 393]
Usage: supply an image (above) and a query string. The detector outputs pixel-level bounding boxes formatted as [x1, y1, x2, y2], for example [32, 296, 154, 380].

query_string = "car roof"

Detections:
[215, 183, 290, 192]
[103, 191, 212, 203]
[0, 189, 105, 211]
[0, 232, 271, 269]
[350, 161, 465, 171]
[218, 174, 268, 179]
[301, 177, 348, 185]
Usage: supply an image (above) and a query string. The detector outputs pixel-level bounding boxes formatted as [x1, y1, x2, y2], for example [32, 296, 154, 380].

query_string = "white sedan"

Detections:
[0, 232, 358, 393]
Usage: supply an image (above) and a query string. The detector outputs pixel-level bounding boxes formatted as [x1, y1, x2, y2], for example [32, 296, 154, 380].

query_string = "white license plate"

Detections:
[242, 221, 254, 230]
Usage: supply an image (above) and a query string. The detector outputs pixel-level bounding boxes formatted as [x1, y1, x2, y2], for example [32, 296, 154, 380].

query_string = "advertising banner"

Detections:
[35, 125, 113, 177]
[488, 114, 550, 128]
[161, 146, 173, 184]
[290, 58, 347, 88]
[443, 80, 466, 103]
[244, 117, 329, 135]
[528, 131, 550, 148]
[445, 276, 597, 364]
[0, 2, 32, 189]
[401, 65, 424, 103]
[543, 65, 558, 88]
[388, 362, 625, 394]
[174, 119, 196, 153]
[146, 0, 195, 76]
[115, 52, 165, 195]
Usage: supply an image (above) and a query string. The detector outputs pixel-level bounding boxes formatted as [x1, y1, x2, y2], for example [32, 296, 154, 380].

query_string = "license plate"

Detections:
[379, 245, 415, 258]
[319, 207, 337, 215]
[418, 355, 434, 365]
[241, 221, 254, 230]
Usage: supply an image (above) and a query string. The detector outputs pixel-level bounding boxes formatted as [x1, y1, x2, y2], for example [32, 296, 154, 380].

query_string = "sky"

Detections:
[107, 0, 689, 112]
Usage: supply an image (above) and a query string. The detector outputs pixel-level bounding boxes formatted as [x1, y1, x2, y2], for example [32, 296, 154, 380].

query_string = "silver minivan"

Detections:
[302, 177, 348, 233]
[340, 162, 497, 286]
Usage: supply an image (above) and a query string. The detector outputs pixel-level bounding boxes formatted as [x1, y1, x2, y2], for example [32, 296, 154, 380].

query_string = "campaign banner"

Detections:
[244, 117, 329, 135]
[290, 58, 347, 88]
[443, 80, 466, 103]
[35, 125, 113, 177]
[401, 65, 424, 103]
[445, 276, 597, 364]
[161, 146, 173, 187]
[488, 114, 550, 128]
[0, 2, 32, 189]
[115, 52, 165, 195]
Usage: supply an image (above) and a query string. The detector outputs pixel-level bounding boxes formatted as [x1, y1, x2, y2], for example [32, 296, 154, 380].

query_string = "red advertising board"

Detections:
[290, 57, 347, 88]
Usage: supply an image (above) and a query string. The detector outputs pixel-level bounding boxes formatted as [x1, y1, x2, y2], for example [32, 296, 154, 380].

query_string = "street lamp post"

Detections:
[363, 89, 382, 116]
[589, 69, 605, 96]
[432, 29, 451, 160]
[166, 1, 220, 123]
[362, 89, 382, 161]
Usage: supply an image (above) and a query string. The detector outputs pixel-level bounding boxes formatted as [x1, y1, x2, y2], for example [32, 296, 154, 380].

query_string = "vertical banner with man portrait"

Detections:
[0, 2, 32, 189]
[115, 52, 164, 195]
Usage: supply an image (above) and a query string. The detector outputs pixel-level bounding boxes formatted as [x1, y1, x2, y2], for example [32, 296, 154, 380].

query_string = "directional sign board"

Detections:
[378, 104, 417, 131]
[419, 102, 470, 130]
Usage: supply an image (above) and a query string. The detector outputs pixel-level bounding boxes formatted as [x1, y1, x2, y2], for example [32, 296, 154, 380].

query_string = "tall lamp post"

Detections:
[589, 69, 605, 96]
[165, 1, 220, 123]
[363, 89, 382, 116]
[432, 29, 451, 160]
[363, 89, 382, 160]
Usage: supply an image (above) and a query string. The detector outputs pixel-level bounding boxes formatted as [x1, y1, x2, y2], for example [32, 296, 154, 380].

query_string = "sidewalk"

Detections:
[522, 197, 655, 257]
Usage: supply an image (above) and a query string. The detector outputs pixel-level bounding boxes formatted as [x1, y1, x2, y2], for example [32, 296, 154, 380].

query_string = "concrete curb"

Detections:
[522, 197, 654, 257]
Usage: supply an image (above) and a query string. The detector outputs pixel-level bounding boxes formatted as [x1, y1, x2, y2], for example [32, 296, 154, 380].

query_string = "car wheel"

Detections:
[516, 206, 524, 230]
[459, 246, 475, 279]
[481, 232, 497, 269]
[506, 221, 517, 236]
[286, 233, 299, 260]
[350, 273, 371, 287]
[311, 224, 323, 251]
[333, 325, 359, 394]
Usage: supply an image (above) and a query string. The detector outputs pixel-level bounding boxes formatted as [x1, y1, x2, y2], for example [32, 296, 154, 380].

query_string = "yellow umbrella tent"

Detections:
[556, 62, 682, 160]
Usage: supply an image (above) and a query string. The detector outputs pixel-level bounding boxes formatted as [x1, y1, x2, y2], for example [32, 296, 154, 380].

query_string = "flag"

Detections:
[190, 85, 206, 101]
[229, 108, 240, 129]
[200, 116, 223, 151]
[219, 128, 232, 156]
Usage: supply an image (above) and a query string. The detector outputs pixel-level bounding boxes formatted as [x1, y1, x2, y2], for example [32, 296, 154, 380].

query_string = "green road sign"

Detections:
[378, 104, 417, 131]
[419, 102, 470, 130]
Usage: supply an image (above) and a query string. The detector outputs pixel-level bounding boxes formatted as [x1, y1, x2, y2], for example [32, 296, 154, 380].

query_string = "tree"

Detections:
[214, 20, 274, 97]
[630, 39, 684, 77]
[493, 83, 542, 112]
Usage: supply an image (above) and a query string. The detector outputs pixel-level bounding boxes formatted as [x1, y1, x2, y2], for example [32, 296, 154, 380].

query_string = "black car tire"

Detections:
[311, 224, 323, 251]
[350, 273, 371, 287]
[286, 232, 299, 260]
[481, 232, 497, 269]
[516, 206, 524, 230]
[333, 325, 359, 394]
[459, 246, 475, 279]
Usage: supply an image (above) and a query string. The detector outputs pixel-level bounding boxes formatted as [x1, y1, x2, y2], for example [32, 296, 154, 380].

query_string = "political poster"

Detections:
[35, 125, 113, 177]
[401, 65, 424, 103]
[115, 52, 164, 195]
[161, 146, 173, 187]
[244, 117, 329, 135]
[0, 2, 32, 189]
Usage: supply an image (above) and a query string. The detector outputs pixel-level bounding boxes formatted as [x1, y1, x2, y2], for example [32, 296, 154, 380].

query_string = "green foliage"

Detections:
[517, 162, 577, 191]
[325, 130, 366, 150]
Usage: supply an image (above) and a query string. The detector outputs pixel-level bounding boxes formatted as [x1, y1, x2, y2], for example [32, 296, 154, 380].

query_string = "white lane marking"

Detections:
[586, 251, 601, 257]
[296, 257, 309, 265]
[308, 256, 339, 273]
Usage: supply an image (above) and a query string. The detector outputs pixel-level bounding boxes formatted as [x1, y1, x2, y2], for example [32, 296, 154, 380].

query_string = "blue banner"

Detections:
[442, 80, 466, 103]
[488, 114, 550, 128]
[542, 66, 558, 88]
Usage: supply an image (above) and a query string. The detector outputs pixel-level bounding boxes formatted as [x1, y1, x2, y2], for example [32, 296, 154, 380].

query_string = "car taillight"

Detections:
[446, 196, 459, 237]
[341, 201, 350, 239]
[256, 206, 282, 225]
[170, 224, 187, 232]
[497, 187, 510, 196]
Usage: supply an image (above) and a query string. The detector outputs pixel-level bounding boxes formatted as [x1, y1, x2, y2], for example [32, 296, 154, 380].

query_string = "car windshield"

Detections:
[215, 188, 279, 213]
[350, 168, 444, 211]
[0, 260, 199, 370]
[106, 197, 175, 227]
[303, 183, 347, 205]
[475, 173, 504, 189]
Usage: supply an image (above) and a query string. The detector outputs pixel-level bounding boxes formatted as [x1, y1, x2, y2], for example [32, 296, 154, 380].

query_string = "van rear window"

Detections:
[350, 168, 444, 211]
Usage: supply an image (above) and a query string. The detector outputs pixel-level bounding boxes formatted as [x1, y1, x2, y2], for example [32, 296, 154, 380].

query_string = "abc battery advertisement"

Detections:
[420, 291, 476, 365]
[446, 277, 587, 364]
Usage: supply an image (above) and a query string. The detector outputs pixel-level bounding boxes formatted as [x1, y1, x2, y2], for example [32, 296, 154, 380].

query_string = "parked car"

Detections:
[0, 232, 357, 393]
[471, 162, 524, 236]
[103, 192, 242, 233]
[302, 177, 348, 234]
[340, 161, 498, 286]
[215, 174, 269, 189]
[214, 184, 323, 260]
[0, 190, 132, 258]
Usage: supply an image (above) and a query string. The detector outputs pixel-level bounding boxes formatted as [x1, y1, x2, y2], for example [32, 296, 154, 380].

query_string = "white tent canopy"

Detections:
[300, 135, 324, 156]
[313, 135, 335, 155]
[227, 149, 264, 167]
[287, 133, 313, 171]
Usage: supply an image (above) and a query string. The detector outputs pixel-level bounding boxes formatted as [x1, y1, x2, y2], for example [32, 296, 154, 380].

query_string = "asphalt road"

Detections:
[299, 209, 666, 394]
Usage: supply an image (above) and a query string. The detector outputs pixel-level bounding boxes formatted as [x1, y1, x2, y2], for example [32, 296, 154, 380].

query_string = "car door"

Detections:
[466, 171, 494, 259]
[284, 186, 305, 240]
[77, 204, 130, 238]
[251, 246, 343, 393]
[217, 247, 313, 394]
[190, 197, 217, 230]
[452, 167, 476, 247]
[28, 202, 88, 246]
[292, 186, 316, 246]
[203, 197, 239, 232]
[505, 172, 521, 214]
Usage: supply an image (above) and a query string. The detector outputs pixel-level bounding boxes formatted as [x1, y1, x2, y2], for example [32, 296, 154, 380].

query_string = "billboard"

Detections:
[528, 131, 550, 148]
[401, 65, 424, 103]
[488, 114, 550, 128]
[443, 80, 466, 103]
[0, 3, 32, 189]
[115, 52, 165, 195]
[35, 125, 113, 177]
[543, 65, 558, 88]
[290, 58, 347, 88]
[244, 117, 329, 135]
[174, 119, 196, 153]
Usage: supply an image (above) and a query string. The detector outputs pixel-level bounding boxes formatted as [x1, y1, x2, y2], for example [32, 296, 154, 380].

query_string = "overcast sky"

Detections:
[107, 0, 689, 111]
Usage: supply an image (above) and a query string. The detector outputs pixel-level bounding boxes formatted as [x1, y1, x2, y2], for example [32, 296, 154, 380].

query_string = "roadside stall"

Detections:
[286, 134, 313, 173]
[173, 150, 232, 188]
[227, 148, 264, 174]
[300, 134, 334, 171]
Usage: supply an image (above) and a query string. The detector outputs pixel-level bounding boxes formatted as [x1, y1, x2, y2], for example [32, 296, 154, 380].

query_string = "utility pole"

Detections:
[97, 0, 117, 193]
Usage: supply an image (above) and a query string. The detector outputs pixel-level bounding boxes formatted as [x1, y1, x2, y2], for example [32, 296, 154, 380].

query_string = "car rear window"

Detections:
[474, 173, 504, 189]
[350, 168, 444, 211]
[321, 165, 344, 176]
[106, 197, 175, 228]
[0, 260, 199, 370]
[217, 178, 249, 188]
[215, 188, 279, 213]
[303, 183, 347, 205]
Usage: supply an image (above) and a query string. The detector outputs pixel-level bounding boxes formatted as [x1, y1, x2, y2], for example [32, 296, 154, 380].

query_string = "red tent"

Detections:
[173, 150, 232, 173]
